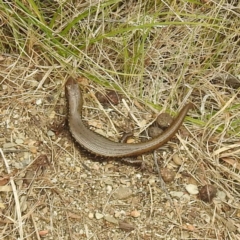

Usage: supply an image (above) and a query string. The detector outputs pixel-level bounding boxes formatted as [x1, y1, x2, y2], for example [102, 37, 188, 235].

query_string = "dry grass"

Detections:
[0, 1, 240, 239]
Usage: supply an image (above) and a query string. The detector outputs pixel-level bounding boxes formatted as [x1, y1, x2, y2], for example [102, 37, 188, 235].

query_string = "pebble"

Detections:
[135, 174, 142, 179]
[170, 191, 184, 198]
[148, 126, 163, 138]
[47, 130, 55, 137]
[88, 212, 94, 219]
[148, 178, 156, 185]
[14, 163, 23, 169]
[113, 187, 133, 200]
[156, 112, 173, 128]
[185, 184, 199, 195]
[217, 190, 226, 201]
[15, 138, 24, 144]
[104, 215, 118, 224]
[130, 210, 140, 218]
[95, 212, 104, 220]
[51, 178, 58, 183]
[199, 184, 217, 202]
[106, 185, 112, 194]
[114, 211, 121, 218]
[160, 168, 175, 183]
[36, 99, 42, 105]
[38, 230, 48, 237]
[172, 153, 183, 165]
[2, 85, 7, 90]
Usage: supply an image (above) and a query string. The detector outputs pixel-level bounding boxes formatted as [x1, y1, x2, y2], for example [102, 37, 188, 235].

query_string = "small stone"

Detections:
[172, 154, 183, 165]
[156, 112, 173, 128]
[95, 90, 121, 105]
[135, 174, 142, 179]
[148, 178, 156, 185]
[217, 190, 226, 201]
[182, 193, 191, 202]
[2, 85, 7, 90]
[148, 126, 163, 138]
[113, 187, 132, 200]
[185, 184, 199, 195]
[130, 210, 140, 218]
[15, 138, 24, 144]
[199, 184, 217, 202]
[170, 191, 184, 198]
[104, 215, 118, 224]
[47, 130, 55, 137]
[95, 212, 104, 220]
[95, 91, 108, 104]
[14, 163, 23, 169]
[38, 230, 48, 237]
[126, 138, 135, 143]
[160, 168, 175, 183]
[107, 90, 120, 105]
[36, 99, 42, 105]
[51, 178, 58, 183]
[114, 211, 121, 218]
[106, 185, 112, 194]
[88, 212, 94, 219]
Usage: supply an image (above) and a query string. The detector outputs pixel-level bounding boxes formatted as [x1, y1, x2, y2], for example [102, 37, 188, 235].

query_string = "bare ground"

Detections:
[1, 1, 240, 240]
[1, 54, 240, 239]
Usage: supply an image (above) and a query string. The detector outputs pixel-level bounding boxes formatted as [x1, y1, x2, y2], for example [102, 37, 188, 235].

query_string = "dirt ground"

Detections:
[0, 55, 240, 240]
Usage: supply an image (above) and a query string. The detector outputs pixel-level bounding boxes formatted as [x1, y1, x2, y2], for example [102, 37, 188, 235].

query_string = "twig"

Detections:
[2, 149, 29, 153]
[0, 148, 24, 240]
[148, 183, 153, 220]
[31, 214, 41, 240]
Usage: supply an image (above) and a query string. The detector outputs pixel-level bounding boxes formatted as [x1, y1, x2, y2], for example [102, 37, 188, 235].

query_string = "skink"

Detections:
[65, 78, 192, 158]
